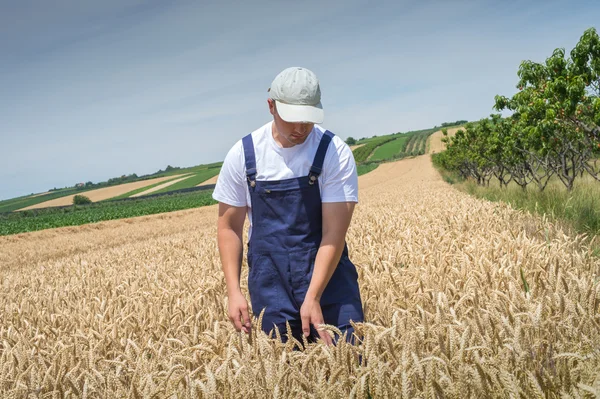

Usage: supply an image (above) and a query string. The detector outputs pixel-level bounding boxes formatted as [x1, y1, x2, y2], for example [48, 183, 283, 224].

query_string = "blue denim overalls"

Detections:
[243, 130, 364, 344]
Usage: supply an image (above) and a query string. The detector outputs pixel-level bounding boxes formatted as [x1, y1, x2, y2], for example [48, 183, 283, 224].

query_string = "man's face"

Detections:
[268, 99, 314, 146]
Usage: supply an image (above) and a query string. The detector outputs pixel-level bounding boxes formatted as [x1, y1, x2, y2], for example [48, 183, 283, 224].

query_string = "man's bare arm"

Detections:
[301, 201, 355, 343]
[217, 202, 251, 333]
[307, 201, 355, 300]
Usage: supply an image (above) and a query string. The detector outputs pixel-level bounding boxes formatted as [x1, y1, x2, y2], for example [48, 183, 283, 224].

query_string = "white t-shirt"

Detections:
[212, 122, 358, 237]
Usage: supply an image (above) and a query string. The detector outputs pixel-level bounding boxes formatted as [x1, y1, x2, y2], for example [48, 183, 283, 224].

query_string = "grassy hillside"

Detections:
[370, 137, 409, 161]
[0, 193, 45, 207]
[353, 127, 439, 173]
[353, 136, 399, 163]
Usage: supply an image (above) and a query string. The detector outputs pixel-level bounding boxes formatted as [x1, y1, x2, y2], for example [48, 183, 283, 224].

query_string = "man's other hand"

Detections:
[300, 297, 333, 345]
[228, 291, 251, 334]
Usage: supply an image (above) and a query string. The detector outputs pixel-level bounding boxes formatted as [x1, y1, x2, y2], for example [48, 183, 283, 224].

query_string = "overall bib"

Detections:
[243, 130, 364, 344]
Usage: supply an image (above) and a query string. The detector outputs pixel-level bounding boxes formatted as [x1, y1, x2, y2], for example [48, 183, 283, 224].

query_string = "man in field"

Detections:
[213, 67, 363, 345]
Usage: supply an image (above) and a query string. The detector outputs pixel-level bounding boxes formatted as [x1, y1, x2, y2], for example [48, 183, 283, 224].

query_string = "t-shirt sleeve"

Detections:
[320, 137, 359, 203]
[212, 141, 248, 207]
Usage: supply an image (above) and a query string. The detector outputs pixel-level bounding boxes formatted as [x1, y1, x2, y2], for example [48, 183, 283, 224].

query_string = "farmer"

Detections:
[213, 67, 363, 345]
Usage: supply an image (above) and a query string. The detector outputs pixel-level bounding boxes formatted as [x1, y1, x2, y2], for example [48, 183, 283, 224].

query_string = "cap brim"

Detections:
[275, 101, 324, 124]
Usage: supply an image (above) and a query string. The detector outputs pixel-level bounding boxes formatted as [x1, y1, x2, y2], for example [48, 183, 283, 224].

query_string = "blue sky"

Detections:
[1, 0, 598, 200]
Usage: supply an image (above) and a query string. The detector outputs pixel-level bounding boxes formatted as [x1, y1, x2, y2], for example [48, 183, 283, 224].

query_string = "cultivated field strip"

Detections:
[18, 174, 190, 211]
[1, 144, 599, 397]
[196, 174, 220, 187]
[131, 175, 194, 197]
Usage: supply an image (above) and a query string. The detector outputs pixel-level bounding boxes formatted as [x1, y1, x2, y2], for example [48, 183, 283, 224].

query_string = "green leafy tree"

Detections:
[345, 137, 357, 145]
[495, 27, 600, 189]
[73, 195, 92, 205]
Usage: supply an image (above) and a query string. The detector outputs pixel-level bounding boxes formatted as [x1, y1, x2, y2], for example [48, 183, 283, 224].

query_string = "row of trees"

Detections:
[434, 28, 600, 191]
[437, 120, 468, 128]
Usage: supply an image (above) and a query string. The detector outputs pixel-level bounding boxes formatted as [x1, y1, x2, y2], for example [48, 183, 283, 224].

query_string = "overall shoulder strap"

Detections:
[308, 130, 334, 184]
[242, 134, 257, 187]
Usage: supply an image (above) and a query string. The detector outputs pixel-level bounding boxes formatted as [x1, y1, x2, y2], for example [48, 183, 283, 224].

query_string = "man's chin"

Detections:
[290, 134, 309, 144]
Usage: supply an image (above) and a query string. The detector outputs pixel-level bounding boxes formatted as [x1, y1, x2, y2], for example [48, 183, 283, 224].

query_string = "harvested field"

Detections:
[131, 174, 193, 197]
[1, 147, 599, 397]
[196, 174, 219, 186]
[428, 127, 461, 154]
[18, 174, 188, 210]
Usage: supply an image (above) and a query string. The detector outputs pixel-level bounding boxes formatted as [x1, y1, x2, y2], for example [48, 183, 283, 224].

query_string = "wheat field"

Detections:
[1, 133, 599, 398]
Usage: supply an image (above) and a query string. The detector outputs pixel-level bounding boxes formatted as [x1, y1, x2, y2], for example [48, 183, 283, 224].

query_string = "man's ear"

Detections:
[268, 99, 276, 116]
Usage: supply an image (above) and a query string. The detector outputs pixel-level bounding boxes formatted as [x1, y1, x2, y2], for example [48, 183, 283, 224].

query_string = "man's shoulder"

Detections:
[316, 126, 351, 155]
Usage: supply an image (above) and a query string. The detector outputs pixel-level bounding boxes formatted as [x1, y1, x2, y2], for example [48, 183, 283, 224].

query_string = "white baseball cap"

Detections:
[268, 67, 324, 124]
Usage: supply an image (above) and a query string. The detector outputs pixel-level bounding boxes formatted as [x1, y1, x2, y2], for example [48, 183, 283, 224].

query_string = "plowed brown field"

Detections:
[1, 132, 598, 397]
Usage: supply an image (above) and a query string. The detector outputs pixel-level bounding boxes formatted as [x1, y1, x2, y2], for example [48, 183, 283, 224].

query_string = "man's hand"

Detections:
[300, 297, 333, 345]
[228, 290, 252, 334]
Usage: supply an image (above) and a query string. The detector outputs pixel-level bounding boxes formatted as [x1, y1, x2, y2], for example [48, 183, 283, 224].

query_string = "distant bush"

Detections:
[346, 137, 357, 145]
[440, 120, 468, 127]
[73, 195, 92, 205]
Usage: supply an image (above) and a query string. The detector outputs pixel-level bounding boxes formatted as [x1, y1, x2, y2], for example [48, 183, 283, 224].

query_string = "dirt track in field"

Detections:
[18, 174, 189, 210]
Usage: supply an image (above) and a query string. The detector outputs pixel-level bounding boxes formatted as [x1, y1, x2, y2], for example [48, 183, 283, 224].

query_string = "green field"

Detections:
[369, 137, 409, 161]
[415, 134, 427, 154]
[0, 190, 217, 236]
[404, 134, 418, 154]
[352, 127, 440, 164]
[357, 163, 379, 176]
[352, 136, 398, 163]
[0, 193, 41, 207]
